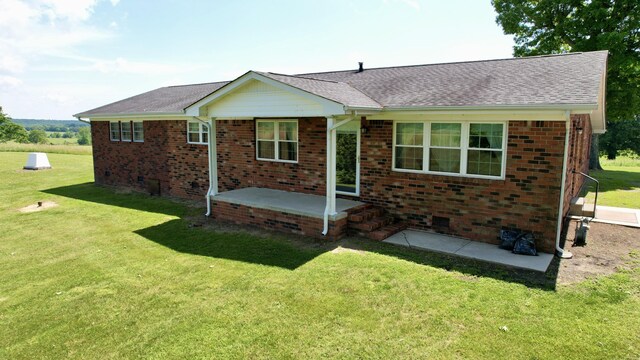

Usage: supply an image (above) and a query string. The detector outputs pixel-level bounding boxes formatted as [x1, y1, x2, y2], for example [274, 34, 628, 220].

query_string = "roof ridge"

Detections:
[262, 71, 344, 85]
[296, 51, 605, 76]
[166, 80, 230, 88]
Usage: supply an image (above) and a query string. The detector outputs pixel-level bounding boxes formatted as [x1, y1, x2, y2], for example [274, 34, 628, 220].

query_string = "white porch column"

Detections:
[322, 116, 336, 235]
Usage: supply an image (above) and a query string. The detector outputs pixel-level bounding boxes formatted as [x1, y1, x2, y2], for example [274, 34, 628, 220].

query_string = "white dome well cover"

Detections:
[24, 152, 52, 170]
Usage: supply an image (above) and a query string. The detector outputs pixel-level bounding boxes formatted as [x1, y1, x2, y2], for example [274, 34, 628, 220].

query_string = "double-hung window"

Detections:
[256, 120, 298, 162]
[110, 122, 120, 141]
[393, 121, 506, 178]
[120, 121, 132, 142]
[133, 121, 144, 142]
[187, 121, 208, 144]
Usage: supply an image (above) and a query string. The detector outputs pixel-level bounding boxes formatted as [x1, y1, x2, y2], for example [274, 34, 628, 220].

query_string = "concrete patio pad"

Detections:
[592, 205, 640, 228]
[213, 187, 364, 220]
[384, 230, 554, 272]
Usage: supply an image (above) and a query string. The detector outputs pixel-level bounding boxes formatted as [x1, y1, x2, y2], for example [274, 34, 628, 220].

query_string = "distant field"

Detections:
[0, 142, 91, 155]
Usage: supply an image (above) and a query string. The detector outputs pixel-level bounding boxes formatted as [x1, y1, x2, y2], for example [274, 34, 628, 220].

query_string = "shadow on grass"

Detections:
[45, 182, 560, 289]
[584, 169, 640, 193]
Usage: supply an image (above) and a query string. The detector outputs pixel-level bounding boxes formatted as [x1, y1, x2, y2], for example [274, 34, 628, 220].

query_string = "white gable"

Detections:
[203, 78, 343, 118]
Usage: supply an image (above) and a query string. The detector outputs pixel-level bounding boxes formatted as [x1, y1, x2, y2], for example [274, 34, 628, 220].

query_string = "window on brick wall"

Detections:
[187, 121, 208, 144]
[110, 122, 120, 141]
[393, 121, 506, 179]
[133, 121, 144, 142]
[121, 121, 132, 142]
[256, 119, 298, 162]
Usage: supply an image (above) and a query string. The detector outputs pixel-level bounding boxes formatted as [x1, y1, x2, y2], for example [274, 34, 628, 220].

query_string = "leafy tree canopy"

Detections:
[0, 107, 29, 143]
[28, 127, 49, 144]
[492, 0, 640, 121]
[599, 116, 640, 158]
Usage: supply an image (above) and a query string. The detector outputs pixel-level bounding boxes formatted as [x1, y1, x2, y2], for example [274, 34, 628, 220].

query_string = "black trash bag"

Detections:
[499, 230, 519, 250]
[512, 232, 538, 256]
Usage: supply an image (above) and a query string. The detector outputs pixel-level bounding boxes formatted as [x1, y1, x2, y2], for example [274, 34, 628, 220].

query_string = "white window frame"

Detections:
[256, 119, 299, 163]
[120, 121, 132, 142]
[133, 121, 144, 142]
[109, 121, 120, 141]
[392, 120, 507, 180]
[187, 121, 208, 145]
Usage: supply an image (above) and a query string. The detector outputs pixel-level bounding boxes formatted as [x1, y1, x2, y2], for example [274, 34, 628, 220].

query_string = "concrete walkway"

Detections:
[592, 205, 640, 228]
[383, 230, 554, 272]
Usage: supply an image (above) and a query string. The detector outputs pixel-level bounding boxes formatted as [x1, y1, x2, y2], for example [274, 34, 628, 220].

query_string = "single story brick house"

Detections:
[75, 51, 607, 256]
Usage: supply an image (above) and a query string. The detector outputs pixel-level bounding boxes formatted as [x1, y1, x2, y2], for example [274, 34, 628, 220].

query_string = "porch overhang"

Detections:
[184, 71, 381, 119]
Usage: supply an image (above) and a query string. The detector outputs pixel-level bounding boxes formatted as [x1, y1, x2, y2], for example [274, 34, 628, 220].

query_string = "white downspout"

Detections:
[322, 117, 335, 235]
[555, 111, 573, 258]
[193, 117, 217, 217]
[322, 116, 354, 236]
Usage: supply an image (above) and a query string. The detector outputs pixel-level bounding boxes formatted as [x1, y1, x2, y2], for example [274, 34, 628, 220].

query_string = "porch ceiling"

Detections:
[212, 187, 364, 220]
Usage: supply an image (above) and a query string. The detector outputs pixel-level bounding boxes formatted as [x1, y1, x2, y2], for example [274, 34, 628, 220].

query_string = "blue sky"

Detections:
[0, 0, 515, 120]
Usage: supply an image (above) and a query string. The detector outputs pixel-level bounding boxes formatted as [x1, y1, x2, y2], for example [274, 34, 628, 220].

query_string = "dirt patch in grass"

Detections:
[557, 221, 640, 285]
[18, 201, 59, 213]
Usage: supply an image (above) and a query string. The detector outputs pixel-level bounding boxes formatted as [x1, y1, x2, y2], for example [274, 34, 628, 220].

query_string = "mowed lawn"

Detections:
[588, 156, 640, 209]
[1, 152, 639, 359]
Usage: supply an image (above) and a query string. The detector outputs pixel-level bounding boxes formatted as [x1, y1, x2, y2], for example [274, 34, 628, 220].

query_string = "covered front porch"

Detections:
[211, 187, 366, 239]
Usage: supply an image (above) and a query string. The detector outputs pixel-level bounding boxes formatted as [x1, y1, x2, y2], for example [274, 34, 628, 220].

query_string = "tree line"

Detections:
[0, 107, 91, 146]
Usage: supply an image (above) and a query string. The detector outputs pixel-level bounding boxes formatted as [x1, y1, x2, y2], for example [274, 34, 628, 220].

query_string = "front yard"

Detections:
[1, 152, 639, 359]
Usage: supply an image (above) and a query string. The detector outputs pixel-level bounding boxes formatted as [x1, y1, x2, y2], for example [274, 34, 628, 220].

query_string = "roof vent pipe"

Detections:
[358, 62, 363, 72]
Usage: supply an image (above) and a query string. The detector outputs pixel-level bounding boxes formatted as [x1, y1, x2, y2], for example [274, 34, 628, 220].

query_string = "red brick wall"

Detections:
[211, 201, 347, 240]
[91, 120, 209, 199]
[358, 119, 567, 253]
[216, 118, 326, 195]
[92, 117, 582, 253]
[563, 114, 593, 216]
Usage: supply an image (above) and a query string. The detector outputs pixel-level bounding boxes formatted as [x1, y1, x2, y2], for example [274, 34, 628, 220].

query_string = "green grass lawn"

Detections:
[584, 156, 640, 209]
[1, 152, 639, 359]
[0, 142, 92, 155]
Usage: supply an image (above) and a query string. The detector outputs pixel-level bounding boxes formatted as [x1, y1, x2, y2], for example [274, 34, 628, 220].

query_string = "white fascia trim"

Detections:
[383, 103, 598, 112]
[84, 113, 188, 121]
[184, 71, 348, 117]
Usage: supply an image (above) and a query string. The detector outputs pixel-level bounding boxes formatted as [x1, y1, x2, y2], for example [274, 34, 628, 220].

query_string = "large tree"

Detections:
[0, 107, 28, 143]
[492, 0, 640, 168]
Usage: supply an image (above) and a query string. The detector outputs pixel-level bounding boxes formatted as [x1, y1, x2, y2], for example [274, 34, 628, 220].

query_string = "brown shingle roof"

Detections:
[74, 81, 228, 117]
[299, 51, 608, 108]
[75, 51, 607, 117]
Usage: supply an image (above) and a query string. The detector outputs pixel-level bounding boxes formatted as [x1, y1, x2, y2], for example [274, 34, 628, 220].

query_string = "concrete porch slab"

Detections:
[384, 229, 554, 272]
[212, 187, 364, 220]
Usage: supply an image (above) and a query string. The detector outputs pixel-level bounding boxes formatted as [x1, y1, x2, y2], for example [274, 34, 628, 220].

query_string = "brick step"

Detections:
[350, 216, 393, 232]
[569, 196, 596, 217]
[368, 222, 408, 241]
[348, 206, 384, 223]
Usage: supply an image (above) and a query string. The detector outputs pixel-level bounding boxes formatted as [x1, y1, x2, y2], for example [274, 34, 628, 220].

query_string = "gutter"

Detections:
[74, 116, 90, 124]
[555, 111, 573, 259]
[384, 103, 598, 112]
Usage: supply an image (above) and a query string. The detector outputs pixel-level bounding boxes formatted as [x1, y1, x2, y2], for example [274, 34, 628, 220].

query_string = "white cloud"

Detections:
[0, 54, 27, 73]
[0, 0, 111, 71]
[383, 0, 420, 11]
[0, 75, 23, 86]
[109, 0, 120, 6]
